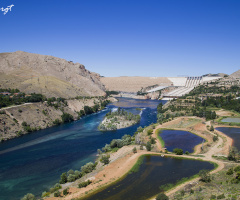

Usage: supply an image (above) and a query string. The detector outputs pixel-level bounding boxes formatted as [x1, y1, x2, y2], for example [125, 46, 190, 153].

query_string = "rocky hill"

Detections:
[230, 69, 240, 78]
[0, 51, 105, 98]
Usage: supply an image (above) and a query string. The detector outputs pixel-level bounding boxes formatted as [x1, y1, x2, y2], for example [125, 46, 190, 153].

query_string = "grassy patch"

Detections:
[156, 129, 165, 147]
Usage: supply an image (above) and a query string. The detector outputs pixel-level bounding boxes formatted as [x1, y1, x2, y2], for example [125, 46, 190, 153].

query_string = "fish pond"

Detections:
[82, 155, 215, 200]
[216, 127, 240, 150]
[158, 130, 204, 153]
[221, 117, 240, 123]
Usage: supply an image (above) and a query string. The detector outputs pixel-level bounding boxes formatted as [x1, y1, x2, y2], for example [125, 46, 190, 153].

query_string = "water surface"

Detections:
[221, 118, 240, 123]
[83, 155, 215, 200]
[216, 127, 240, 150]
[0, 98, 163, 200]
[159, 130, 204, 153]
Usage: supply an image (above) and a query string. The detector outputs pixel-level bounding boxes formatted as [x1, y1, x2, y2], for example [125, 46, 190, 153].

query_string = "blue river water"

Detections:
[0, 98, 163, 200]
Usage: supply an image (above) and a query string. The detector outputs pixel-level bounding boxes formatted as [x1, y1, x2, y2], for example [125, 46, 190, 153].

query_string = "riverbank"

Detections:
[46, 116, 236, 200]
[0, 97, 116, 141]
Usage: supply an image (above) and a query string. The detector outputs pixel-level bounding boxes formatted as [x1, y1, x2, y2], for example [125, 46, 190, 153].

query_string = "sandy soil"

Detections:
[45, 117, 234, 200]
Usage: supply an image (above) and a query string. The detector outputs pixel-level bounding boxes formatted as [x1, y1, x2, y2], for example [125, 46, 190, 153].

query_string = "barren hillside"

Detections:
[0, 51, 105, 98]
[100, 77, 172, 93]
[230, 69, 240, 78]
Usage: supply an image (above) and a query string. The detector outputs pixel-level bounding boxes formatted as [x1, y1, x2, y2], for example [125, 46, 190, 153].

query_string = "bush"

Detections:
[21, 193, 36, 200]
[53, 118, 62, 125]
[234, 166, 240, 172]
[78, 180, 92, 188]
[41, 191, 50, 197]
[226, 168, 233, 175]
[100, 155, 110, 165]
[59, 172, 67, 184]
[185, 151, 189, 155]
[217, 194, 225, 199]
[147, 129, 153, 135]
[132, 147, 137, 153]
[63, 188, 69, 196]
[54, 191, 61, 197]
[210, 125, 214, 131]
[173, 148, 183, 155]
[156, 193, 169, 200]
[61, 113, 74, 123]
[213, 135, 218, 142]
[81, 162, 95, 174]
[199, 170, 211, 182]
[146, 141, 152, 151]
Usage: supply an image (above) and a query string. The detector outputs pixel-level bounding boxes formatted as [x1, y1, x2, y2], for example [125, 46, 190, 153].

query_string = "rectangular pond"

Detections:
[82, 155, 215, 200]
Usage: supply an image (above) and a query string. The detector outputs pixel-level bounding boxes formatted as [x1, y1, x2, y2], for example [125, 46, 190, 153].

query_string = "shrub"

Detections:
[156, 193, 169, 200]
[185, 151, 189, 155]
[217, 194, 225, 199]
[21, 193, 36, 200]
[41, 191, 50, 197]
[22, 121, 27, 126]
[173, 148, 183, 155]
[59, 172, 67, 184]
[61, 113, 74, 123]
[81, 162, 95, 174]
[67, 174, 76, 182]
[147, 129, 153, 135]
[100, 155, 110, 165]
[199, 170, 211, 182]
[78, 180, 92, 188]
[54, 191, 61, 197]
[18, 109, 22, 113]
[234, 166, 240, 172]
[132, 147, 137, 153]
[226, 168, 233, 175]
[53, 118, 62, 125]
[210, 125, 214, 131]
[213, 135, 218, 142]
[146, 141, 152, 151]
[140, 145, 144, 150]
[63, 188, 69, 196]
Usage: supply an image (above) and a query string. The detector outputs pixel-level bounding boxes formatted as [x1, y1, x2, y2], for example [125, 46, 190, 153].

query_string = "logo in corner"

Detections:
[0, 4, 14, 15]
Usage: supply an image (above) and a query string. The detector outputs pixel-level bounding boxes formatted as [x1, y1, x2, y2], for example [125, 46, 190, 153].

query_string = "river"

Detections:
[0, 98, 163, 200]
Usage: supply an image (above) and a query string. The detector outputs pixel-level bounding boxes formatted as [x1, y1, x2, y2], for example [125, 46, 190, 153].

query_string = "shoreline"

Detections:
[46, 116, 235, 200]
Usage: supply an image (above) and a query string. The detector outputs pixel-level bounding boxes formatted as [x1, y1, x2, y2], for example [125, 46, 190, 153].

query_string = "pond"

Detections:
[221, 118, 240, 123]
[158, 130, 204, 153]
[82, 155, 215, 200]
[216, 127, 240, 150]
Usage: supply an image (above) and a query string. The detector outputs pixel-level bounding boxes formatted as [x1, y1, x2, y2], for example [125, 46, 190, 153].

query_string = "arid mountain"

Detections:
[100, 77, 172, 93]
[0, 51, 105, 98]
[230, 69, 240, 78]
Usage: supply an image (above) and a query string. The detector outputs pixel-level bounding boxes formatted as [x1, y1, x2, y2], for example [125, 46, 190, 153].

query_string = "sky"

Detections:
[0, 0, 240, 77]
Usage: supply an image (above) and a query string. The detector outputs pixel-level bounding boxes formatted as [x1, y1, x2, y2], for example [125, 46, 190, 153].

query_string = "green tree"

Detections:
[61, 113, 74, 123]
[173, 148, 183, 155]
[156, 193, 169, 200]
[132, 147, 137, 153]
[21, 193, 36, 200]
[146, 141, 152, 151]
[63, 188, 69, 196]
[100, 155, 110, 165]
[59, 172, 67, 184]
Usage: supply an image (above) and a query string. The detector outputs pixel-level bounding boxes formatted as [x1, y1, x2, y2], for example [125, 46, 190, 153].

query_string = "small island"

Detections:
[98, 108, 141, 131]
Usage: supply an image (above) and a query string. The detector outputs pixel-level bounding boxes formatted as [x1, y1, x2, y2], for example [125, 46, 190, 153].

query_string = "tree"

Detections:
[173, 148, 183, 155]
[210, 125, 214, 131]
[100, 155, 110, 165]
[228, 147, 239, 161]
[61, 113, 74, 123]
[59, 172, 67, 184]
[21, 193, 36, 200]
[132, 147, 137, 153]
[156, 193, 169, 200]
[146, 141, 152, 151]
[199, 170, 211, 182]
[63, 188, 69, 196]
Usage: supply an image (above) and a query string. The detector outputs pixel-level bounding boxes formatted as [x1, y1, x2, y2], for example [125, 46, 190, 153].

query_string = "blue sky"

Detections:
[0, 0, 240, 77]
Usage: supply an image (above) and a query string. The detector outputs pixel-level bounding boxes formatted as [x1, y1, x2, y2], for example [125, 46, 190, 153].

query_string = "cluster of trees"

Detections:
[105, 90, 119, 96]
[59, 161, 98, 184]
[100, 134, 133, 153]
[228, 146, 240, 162]
[0, 91, 46, 108]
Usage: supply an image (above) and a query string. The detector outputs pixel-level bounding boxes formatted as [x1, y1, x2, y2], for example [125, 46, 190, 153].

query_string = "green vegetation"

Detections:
[78, 180, 92, 188]
[100, 155, 110, 165]
[129, 155, 144, 173]
[199, 169, 211, 182]
[61, 112, 74, 123]
[156, 193, 169, 200]
[0, 88, 46, 108]
[105, 91, 119, 96]
[20, 193, 36, 200]
[173, 148, 183, 155]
